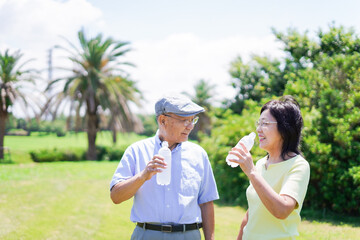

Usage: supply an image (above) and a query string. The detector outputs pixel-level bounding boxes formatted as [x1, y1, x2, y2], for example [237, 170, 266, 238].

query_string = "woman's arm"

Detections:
[229, 144, 297, 219]
[248, 171, 297, 219]
[237, 210, 248, 240]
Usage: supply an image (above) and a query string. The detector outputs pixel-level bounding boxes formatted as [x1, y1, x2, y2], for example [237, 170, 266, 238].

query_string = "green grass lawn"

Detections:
[1, 133, 360, 239]
[1, 161, 359, 240]
[3, 131, 146, 163]
[0, 162, 135, 239]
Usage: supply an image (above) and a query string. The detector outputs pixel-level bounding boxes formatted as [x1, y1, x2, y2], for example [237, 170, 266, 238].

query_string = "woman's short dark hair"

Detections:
[260, 95, 303, 160]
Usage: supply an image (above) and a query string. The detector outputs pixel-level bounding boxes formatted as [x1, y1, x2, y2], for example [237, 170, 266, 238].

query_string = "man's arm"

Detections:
[200, 201, 215, 240]
[110, 155, 166, 204]
[110, 173, 147, 204]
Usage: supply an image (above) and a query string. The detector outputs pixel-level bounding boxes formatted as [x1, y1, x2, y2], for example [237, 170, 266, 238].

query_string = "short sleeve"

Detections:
[280, 158, 310, 209]
[198, 151, 219, 204]
[109, 147, 136, 191]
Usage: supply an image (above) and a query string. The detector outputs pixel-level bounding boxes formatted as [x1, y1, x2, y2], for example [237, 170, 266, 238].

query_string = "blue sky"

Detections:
[1, 0, 360, 115]
[88, 0, 359, 40]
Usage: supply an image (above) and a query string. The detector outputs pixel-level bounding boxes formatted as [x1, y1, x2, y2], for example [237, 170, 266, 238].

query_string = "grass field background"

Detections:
[4, 131, 146, 164]
[1, 133, 359, 239]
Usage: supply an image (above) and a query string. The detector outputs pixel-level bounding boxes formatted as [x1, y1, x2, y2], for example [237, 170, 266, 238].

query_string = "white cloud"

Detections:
[1, 0, 285, 117]
[126, 33, 283, 114]
[0, 0, 104, 118]
[0, 0, 104, 69]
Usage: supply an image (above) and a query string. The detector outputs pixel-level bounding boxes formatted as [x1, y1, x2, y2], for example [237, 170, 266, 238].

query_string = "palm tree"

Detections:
[46, 29, 142, 160]
[106, 76, 144, 144]
[0, 49, 37, 159]
[183, 79, 215, 140]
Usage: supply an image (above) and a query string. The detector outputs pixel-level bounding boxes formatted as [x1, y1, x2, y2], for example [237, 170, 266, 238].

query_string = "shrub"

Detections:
[30, 145, 129, 162]
[30, 148, 84, 162]
[95, 145, 108, 161]
[138, 114, 157, 137]
[201, 102, 265, 207]
[55, 127, 66, 137]
[6, 129, 28, 136]
[95, 145, 128, 161]
[107, 145, 128, 161]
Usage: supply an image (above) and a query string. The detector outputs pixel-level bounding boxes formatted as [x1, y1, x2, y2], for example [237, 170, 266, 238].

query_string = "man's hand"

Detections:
[140, 155, 167, 181]
[111, 155, 167, 204]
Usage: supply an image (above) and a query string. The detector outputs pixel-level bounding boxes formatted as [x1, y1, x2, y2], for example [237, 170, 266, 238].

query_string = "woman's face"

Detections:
[256, 109, 283, 154]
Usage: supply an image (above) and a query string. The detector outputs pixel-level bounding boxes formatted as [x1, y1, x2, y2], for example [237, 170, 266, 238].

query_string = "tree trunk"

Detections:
[112, 126, 117, 145]
[86, 112, 98, 160]
[0, 110, 8, 160]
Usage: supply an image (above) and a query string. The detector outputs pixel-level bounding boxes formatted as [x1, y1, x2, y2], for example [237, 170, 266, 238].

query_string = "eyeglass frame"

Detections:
[255, 119, 277, 128]
[163, 114, 199, 126]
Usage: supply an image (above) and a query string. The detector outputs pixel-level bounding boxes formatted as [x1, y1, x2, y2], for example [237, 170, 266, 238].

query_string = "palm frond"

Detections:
[48, 29, 142, 137]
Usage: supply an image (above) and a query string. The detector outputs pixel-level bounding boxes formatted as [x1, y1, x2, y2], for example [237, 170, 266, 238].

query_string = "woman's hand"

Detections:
[228, 142, 255, 177]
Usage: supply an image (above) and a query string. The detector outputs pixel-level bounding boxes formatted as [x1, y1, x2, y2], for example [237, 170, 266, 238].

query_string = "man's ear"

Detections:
[158, 115, 166, 125]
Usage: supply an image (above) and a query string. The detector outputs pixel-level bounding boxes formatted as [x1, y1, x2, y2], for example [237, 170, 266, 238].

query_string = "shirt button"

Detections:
[166, 205, 170, 208]
[167, 188, 170, 191]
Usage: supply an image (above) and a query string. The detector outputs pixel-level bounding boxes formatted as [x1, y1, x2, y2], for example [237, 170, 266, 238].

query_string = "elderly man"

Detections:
[110, 94, 219, 240]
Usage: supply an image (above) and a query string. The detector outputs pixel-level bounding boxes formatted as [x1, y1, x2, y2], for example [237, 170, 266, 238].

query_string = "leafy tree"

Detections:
[137, 114, 157, 137]
[46, 29, 142, 160]
[281, 25, 360, 214]
[183, 79, 215, 140]
[227, 55, 286, 114]
[16, 118, 27, 130]
[0, 49, 37, 159]
[5, 114, 16, 132]
[215, 24, 360, 215]
[201, 100, 266, 206]
[105, 76, 143, 144]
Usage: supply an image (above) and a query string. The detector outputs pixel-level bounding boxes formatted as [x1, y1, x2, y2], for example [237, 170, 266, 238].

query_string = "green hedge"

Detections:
[203, 26, 360, 216]
[30, 148, 83, 162]
[202, 98, 360, 215]
[201, 103, 265, 207]
[30, 145, 128, 162]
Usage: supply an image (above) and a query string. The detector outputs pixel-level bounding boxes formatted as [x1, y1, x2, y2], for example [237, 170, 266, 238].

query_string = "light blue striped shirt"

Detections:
[110, 131, 219, 224]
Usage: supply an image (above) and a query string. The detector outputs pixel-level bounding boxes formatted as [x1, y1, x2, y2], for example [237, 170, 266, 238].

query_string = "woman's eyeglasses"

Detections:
[164, 114, 199, 126]
[255, 120, 277, 128]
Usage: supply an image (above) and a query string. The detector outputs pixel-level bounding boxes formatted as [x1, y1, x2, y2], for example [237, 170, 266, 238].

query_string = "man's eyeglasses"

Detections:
[256, 120, 277, 128]
[164, 114, 199, 126]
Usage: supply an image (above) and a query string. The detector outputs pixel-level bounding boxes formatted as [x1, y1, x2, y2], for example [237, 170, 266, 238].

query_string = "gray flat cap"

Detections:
[155, 94, 205, 117]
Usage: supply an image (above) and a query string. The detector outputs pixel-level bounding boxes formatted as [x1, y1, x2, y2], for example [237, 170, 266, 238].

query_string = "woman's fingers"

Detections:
[239, 142, 249, 153]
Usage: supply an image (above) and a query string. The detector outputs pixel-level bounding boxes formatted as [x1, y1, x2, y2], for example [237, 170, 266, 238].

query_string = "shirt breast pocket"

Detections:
[180, 168, 201, 196]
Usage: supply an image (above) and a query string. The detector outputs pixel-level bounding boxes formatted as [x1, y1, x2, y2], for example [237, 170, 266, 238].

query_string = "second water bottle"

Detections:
[226, 132, 256, 168]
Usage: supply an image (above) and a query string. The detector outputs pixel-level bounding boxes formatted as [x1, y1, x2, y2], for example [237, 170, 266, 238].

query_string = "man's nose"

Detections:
[185, 122, 195, 129]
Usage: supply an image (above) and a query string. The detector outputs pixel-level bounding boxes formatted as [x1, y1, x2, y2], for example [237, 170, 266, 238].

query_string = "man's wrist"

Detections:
[138, 171, 149, 183]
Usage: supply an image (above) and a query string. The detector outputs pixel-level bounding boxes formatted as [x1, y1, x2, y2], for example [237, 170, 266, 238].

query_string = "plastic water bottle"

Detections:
[226, 132, 256, 168]
[156, 141, 172, 185]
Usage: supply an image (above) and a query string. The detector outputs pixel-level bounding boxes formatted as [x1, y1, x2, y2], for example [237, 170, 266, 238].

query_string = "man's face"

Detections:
[159, 113, 197, 146]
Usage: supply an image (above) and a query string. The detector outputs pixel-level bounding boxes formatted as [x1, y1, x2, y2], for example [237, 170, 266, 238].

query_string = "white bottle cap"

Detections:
[249, 132, 256, 139]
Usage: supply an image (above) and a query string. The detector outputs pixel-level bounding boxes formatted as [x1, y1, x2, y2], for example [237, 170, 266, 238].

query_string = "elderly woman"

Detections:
[228, 96, 310, 240]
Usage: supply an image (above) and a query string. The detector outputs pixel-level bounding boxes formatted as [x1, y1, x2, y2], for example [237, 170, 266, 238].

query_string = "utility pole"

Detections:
[48, 48, 53, 83]
[44, 48, 54, 121]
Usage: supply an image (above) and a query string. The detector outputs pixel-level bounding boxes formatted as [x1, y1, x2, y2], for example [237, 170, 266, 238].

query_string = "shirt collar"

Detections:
[155, 129, 183, 151]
